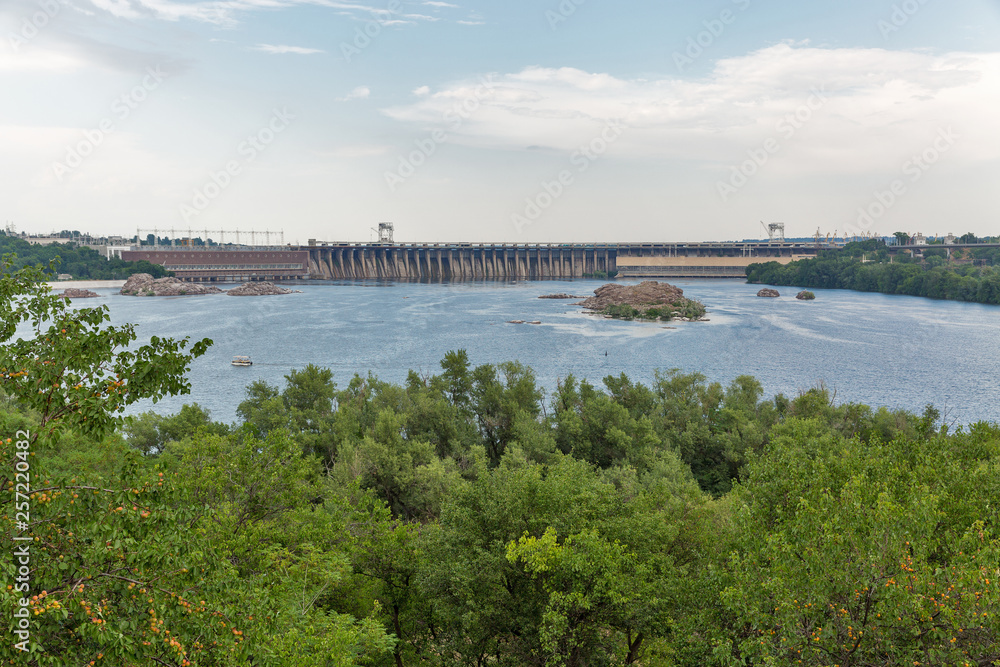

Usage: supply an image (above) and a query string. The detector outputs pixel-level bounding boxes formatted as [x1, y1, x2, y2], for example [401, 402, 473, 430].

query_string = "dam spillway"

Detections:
[300, 241, 819, 280]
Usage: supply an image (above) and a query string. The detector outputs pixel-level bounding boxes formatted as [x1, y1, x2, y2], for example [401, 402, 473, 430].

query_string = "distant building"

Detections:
[914, 233, 928, 245]
[105, 245, 134, 259]
[943, 233, 956, 245]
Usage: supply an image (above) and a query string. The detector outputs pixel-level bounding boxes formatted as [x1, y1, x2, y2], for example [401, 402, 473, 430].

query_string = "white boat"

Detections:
[231, 356, 253, 367]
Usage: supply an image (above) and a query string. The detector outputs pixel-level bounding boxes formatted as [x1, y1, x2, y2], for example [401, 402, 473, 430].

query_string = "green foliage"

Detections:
[420, 451, 709, 666]
[0, 255, 211, 442]
[746, 240, 1000, 305]
[0, 260, 390, 665]
[471, 360, 543, 466]
[602, 303, 640, 320]
[124, 403, 228, 455]
[0, 446, 253, 665]
[0, 235, 171, 280]
[723, 420, 1000, 666]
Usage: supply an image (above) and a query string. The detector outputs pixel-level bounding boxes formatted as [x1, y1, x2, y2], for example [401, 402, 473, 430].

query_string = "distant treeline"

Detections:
[0, 233, 171, 279]
[747, 239, 1000, 305]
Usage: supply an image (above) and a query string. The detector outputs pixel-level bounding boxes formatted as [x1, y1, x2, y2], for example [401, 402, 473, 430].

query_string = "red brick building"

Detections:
[122, 248, 309, 282]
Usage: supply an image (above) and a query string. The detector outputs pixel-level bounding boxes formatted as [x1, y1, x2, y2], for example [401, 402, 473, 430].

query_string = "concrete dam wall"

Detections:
[305, 244, 615, 280]
[303, 242, 817, 280]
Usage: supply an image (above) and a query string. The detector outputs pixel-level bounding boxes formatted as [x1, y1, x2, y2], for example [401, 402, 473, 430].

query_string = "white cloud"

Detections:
[252, 43, 325, 54]
[80, 0, 441, 25]
[457, 19, 484, 25]
[412, 85, 430, 96]
[338, 85, 371, 101]
[382, 45, 1000, 178]
[423, 1, 457, 7]
[88, 0, 141, 19]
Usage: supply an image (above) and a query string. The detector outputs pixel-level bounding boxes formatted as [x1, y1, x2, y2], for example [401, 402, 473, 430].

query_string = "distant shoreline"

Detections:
[45, 280, 126, 289]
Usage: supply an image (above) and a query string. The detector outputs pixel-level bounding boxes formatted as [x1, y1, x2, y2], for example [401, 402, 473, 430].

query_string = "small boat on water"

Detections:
[232, 355, 253, 367]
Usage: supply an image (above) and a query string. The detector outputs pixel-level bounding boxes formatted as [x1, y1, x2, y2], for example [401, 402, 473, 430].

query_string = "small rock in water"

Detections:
[756, 288, 780, 298]
[227, 281, 301, 296]
[58, 288, 100, 299]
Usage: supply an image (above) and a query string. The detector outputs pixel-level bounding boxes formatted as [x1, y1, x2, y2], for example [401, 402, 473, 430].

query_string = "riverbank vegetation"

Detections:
[747, 239, 1000, 305]
[3, 260, 999, 666]
[0, 234, 171, 280]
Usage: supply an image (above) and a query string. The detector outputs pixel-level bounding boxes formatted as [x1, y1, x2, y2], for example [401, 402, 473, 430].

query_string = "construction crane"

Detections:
[760, 221, 785, 243]
[370, 222, 394, 244]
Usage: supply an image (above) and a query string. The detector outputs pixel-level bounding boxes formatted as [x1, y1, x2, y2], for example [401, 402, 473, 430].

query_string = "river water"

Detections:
[70, 279, 1000, 426]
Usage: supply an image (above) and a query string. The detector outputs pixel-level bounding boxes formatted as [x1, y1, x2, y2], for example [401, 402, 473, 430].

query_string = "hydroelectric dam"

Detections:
[301, 240, 821, 280]
[122, 241, 822, 282]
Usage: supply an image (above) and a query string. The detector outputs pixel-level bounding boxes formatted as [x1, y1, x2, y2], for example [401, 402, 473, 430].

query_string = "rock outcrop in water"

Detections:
[227, 282, 301, 296]
[538, 293, 582, 299]
[796, 290, 816, 300]
[756, 288, 780, 298]
[120, 274, 223, 297]
[58, 288, 100, 299]
[576, 281, 707, 322]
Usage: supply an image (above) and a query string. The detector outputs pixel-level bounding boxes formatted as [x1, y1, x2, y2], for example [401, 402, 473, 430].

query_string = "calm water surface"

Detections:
[76, 279, 1000, 426]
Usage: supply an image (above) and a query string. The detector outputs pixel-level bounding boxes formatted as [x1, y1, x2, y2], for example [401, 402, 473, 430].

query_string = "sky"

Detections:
[1, 0, 999, 244]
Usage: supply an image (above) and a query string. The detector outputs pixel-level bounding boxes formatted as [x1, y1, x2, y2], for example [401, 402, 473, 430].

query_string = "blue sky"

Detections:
[2, 0, 998, 243]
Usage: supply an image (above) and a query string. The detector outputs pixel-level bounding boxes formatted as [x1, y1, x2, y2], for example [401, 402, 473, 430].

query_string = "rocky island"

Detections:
[538, 293, 583, 299]
[576, 281, 707, 322]
[227, 282, 302, 296]
[120, 274, 223, 297]
[796, 290, 816, 300]
[57, 288, 100, 299]
[757, 288, 780, 298]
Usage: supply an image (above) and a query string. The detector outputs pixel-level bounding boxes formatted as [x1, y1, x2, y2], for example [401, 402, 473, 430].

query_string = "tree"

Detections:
[0, 255, 210, 442]
[722, 419, 1000, 666]
[471, 361, 543, 466]
[0, 257, 252, 664]
[419, 451, 709, 666]
[440, 349, 474, 409]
